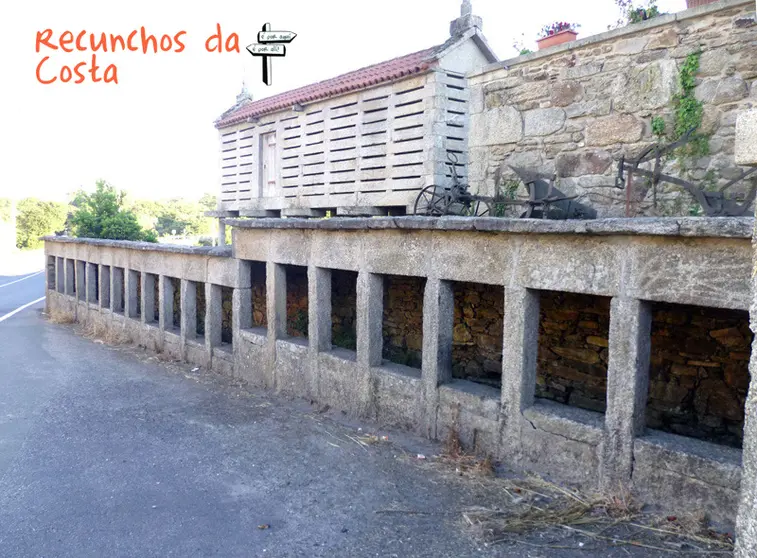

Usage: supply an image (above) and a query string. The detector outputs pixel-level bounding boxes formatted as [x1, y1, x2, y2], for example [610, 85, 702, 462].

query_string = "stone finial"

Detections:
[450, 0, 482, 37]
[236, 80, 253, 105]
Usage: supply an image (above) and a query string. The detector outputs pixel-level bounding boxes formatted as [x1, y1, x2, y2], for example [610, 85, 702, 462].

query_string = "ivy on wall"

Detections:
[651, 50, 713, 215]
[654, 50, 709, 159]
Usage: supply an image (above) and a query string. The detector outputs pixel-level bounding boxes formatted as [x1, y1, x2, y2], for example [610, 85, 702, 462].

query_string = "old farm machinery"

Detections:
[415, 132, 757, 219]
[616, 128, 757, 217]
[413, 153, 596, 220]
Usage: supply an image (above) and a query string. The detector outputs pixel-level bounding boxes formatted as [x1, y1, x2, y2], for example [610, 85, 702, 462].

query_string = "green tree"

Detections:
[199, 193, 217, 212]
[69, 180, 157, 242]
[15, 198, 68, 249]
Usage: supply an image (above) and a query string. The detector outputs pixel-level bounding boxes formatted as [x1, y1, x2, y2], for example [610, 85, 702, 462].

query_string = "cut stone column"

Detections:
[734, 118, 757, 557]
[158, 275, 174, 331]
[180, 279, 197, 341]
[64, 259, 75, 296]
[205, 283, 223, 350]
[217, 220, 227, 246]
[264, 262, 287, 389]
[141, 273, 156, 323]
[356, 271, 383, 368]
[125, 270, 139, 318]
[110, 267, 124, 313]
[85, 262, 98, 304]
[233, 287, 252, 333]
[76, 260, 86, 301]
[268, 263, 287, 340]
[309, 266, 332, 352]
[99, 265, 111, 310]
[500, 287, 540, 454]
[600, 297, 652, 490]
[354, 271, 383, 417]
[421, 278, 454, 438]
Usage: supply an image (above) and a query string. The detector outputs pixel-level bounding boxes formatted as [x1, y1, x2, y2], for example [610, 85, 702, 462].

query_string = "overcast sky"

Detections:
[1, 0, 686, 203]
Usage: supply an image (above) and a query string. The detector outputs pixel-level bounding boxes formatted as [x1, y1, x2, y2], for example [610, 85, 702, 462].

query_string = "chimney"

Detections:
[450, 0, 483, 37]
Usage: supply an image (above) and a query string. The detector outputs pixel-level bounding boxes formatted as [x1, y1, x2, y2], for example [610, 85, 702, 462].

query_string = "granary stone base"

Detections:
[45, 216, 755, 530]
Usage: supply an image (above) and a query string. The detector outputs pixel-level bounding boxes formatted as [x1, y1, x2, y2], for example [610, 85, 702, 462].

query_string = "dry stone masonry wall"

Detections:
[451, 282, 504, 387]
[536, 291, 611, 414]
[382, 275, 426, 369]
[647, 302, 752, 448]
[468, 0, 757, 217]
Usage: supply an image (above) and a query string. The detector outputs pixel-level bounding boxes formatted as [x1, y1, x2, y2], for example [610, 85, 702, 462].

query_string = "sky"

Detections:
[0, 0, 686, 203]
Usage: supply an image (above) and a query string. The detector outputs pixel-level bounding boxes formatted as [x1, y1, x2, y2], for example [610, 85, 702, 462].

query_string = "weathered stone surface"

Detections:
[698, 48, 733, 77]
[555, 150, 612, 177]
[736, 109, 757, 166]
[551, 82, 584, 107]
[564, 100, 612, 119]
[614, 60, 678, 112]
[523, 108, 566, 136]
[585, 114, 644, 146]
[469, 106, 523, 146]
[614, 36, 648, 55]
[561, 62, 603, 80]
[646, 28, 679, 50]
[700, 104, 722, 135]
[695, 77, 749, 105]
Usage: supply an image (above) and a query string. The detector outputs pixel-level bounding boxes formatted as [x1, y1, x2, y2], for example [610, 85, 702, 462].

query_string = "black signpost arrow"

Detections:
[246, 23, 297, 86]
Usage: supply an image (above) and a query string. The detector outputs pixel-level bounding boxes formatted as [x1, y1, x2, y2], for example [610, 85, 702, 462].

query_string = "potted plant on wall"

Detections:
[537, 22, 581, 50]
[685, 0, 719, 8]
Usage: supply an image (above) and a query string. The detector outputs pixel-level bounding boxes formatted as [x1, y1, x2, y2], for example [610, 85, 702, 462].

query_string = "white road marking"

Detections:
[0, 297, 46, 324]
[0, 271, 43, 288]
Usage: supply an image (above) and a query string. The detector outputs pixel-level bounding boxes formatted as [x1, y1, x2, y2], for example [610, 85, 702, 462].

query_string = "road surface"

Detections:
[0, 254, 658, 557]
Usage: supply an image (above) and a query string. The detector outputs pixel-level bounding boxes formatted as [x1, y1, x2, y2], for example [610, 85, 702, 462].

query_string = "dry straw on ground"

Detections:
[47, 309, 76, 324]
[461, 475, 734, 554]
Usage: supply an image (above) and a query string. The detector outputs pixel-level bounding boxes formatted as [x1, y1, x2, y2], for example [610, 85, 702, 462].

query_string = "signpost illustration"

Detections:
[246, 23, 297, 86]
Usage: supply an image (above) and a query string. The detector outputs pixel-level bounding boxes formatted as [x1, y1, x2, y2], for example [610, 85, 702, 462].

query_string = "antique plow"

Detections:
[616, 128, 757, 217]
[413, 153, 492, 217]
[414, 153, 596, 219]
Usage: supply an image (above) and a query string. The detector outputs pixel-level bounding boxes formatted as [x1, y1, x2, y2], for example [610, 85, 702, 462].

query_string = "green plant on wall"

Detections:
[650, 50, 711, 215]
[671, 51, 708, 158]
[491, 178, 521, 217]
[291, 309, 308, 337]
[651, 116, 666, 138]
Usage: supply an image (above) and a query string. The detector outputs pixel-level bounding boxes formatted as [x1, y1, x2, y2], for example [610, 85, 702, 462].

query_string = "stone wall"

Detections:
[451, 282, 504, 386]
[195, 282, 205, 336]
[536, 291, 611, 413]
[171, 277, 181, 330]
[251, 263, 267, 328]
[468, 0, 757, 217]
[382, 275, 425, 369]
[286, 266, 309, 338]
[332, 270, 358, 351]
[648, 302, 752, 448]
[221, 287, 233, 344]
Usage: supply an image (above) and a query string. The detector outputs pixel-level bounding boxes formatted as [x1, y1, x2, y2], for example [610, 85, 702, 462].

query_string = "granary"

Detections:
[208, 0, 497, 236]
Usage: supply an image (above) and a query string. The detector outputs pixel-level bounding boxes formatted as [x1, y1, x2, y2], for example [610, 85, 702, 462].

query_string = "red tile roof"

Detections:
[215, 45, 442, 128]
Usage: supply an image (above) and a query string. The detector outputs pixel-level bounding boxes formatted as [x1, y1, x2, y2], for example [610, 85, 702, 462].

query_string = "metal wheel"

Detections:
[465, 199, 491, 217]
[414, 185, 450, 216]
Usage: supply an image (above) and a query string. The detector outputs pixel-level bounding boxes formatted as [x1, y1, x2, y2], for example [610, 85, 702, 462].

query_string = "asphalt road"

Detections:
[0, 258, 659, 557]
